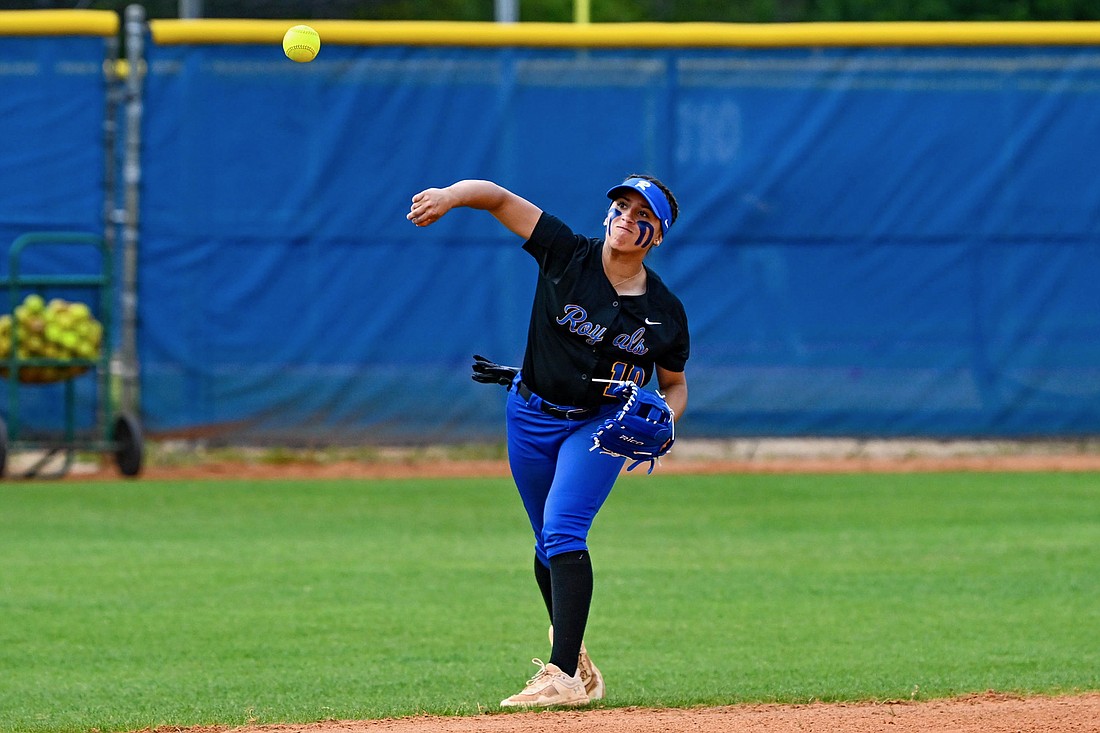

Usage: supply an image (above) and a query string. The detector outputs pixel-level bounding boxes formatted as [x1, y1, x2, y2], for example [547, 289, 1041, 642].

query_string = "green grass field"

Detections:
[1, 471, 1097, 733]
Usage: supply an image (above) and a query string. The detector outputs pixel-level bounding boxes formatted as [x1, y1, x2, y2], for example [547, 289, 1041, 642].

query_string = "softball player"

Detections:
[408, 175, 690, 707]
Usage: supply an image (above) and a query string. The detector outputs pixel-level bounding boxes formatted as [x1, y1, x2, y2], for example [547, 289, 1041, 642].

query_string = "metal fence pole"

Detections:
[179, 0, 203, 19]
[117, 3, 146, 418]
[101, 24, 122, 431]
[495, 0, 518, 23]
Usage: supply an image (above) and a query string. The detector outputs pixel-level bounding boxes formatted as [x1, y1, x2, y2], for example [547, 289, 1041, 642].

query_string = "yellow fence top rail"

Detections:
[0, 9, 118, 37]
[149, 19, 1100, 48]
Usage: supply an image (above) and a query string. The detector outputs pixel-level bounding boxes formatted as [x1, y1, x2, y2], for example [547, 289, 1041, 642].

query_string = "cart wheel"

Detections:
[113, 412, 143, 477]
[0, 416, 7, 479]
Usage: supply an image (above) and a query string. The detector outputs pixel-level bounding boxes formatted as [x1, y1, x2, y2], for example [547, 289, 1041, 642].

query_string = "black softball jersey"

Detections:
[519, 212, 690, 409]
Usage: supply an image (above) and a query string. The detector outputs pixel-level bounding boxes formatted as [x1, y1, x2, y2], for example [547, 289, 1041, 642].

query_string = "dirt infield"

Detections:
[120, 453, 1100, 480]
[101, 451, 1100, 481]
[59, 436, 1100, 481]
[167, 692, 1100, 733]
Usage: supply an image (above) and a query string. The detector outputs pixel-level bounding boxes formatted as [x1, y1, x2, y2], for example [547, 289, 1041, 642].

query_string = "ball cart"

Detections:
[0, 232, 143, 478]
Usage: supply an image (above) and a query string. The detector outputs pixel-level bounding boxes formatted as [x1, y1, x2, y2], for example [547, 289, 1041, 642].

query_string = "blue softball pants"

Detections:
[506, 380, 626, 566]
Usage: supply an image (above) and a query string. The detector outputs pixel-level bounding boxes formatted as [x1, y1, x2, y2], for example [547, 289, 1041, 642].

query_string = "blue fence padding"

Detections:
[0, 35, 108, 431]
[138, 42, 1100, 441]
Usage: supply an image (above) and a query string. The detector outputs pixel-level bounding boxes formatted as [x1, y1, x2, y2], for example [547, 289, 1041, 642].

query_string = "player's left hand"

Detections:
[606, 381, 637, 401]
[590, 383, 675, 473]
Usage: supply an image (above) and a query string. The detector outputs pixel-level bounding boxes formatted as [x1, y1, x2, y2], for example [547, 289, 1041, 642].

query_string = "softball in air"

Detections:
[283, 25, 320, 63]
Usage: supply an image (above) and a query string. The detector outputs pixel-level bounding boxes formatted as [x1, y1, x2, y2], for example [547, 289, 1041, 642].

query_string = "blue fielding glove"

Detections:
[590, 382, 675, 473]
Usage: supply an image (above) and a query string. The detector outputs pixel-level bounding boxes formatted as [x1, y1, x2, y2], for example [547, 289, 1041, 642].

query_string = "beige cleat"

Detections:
[577, 645, 605, 700]
[549, 625, 605, 701]
[500, 658, 590, 708]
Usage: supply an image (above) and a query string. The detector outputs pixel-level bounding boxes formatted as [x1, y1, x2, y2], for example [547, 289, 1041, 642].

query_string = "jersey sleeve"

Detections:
[657, 298, 690, 373]
[522, 212, 592, 283]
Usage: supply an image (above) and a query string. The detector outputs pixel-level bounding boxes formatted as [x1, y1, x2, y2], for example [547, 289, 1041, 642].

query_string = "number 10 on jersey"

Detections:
[601, 362, 645, 397]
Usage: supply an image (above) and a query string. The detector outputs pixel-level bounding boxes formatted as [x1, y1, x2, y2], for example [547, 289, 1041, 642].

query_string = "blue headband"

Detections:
[606, 177, 673, 235]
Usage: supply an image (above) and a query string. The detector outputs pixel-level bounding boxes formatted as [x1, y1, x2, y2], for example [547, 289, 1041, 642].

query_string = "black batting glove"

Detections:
[471, 354, 519, 386]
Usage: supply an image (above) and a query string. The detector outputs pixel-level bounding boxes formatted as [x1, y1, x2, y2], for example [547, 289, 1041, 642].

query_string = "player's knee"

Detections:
[542, 531, 588, 558]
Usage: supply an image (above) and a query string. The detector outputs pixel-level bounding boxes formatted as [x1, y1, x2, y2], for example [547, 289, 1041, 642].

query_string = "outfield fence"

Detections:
[4, 10, 1100, 443]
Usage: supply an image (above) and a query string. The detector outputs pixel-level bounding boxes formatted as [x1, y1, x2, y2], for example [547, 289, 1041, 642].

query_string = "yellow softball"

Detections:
[283, 25, 320, 63]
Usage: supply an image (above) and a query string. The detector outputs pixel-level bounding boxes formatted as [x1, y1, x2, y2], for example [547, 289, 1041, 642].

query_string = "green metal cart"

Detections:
[0, 232, 143, 478]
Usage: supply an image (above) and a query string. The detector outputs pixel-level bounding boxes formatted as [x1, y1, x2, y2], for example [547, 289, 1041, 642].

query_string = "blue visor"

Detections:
[606, 177, 673, 235]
